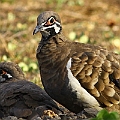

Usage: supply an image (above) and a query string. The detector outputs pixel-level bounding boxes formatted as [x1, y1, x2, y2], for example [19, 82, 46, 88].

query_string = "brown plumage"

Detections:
[33, 11, 120, 114]
[0, 62, 61, 119]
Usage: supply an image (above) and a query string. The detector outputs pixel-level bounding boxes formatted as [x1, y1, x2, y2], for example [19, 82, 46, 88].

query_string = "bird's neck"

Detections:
[37, 32, 68, 54]
[36, 33, 71, 89]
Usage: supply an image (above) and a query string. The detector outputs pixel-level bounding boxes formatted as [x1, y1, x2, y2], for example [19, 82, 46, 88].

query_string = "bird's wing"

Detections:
[70, 42, 120, 108]
[0, 80, 61, 117]
[0, 80, 58, 107]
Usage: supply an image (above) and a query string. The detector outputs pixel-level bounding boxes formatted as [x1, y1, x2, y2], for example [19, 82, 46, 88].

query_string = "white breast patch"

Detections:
[66, 58, 101, 109]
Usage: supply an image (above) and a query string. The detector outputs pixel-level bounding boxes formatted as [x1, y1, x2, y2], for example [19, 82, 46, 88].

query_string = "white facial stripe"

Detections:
[6, 73, 12, 78]
[49, 17, 54, 22]
[42, 21, 61, 33]
[42, 22, 46, 26]
[54, 24, 60, 33]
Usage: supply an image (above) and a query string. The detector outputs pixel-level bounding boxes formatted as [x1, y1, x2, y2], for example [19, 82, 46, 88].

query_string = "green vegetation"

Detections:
[0, 0, 120, 119]
[91, 109, 120, 120]
[0, 0, 120, 85]
[0, 0, 120, 83]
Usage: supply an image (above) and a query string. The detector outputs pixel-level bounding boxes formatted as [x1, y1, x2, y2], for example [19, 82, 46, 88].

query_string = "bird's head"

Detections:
[33, 11, 62, 39]
[0, 62, 25, 83]
[0, 69, 12, 83]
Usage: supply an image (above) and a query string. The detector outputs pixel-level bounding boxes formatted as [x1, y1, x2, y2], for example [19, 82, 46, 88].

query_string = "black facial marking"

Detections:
[49, 17, 55, 24]
[0, 69, 12, 83]
[44, 17, 56, 27]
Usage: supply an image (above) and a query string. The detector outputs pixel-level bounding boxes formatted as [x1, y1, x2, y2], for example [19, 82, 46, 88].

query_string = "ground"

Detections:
[0, 0, 120, 119]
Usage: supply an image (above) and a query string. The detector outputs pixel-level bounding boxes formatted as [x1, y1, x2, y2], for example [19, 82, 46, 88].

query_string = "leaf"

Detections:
[91, 109, 120, 120]
[8, 12, 15, 21]
[17, 23, 27, 30]
[79, 35, 89, 43]
[111, 38, 120, 48]
[29, 62, 38, 70]
[2, 55, 9, 61]
[96, 109, 108, 119]
[18, 62, 29, 72]
[69, 31, 76, 40]
[8, 42, 16, 51]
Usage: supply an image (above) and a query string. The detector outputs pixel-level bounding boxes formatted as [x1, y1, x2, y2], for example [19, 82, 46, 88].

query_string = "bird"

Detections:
[0, 62, 62, 119]
[33, 11, 120, 114]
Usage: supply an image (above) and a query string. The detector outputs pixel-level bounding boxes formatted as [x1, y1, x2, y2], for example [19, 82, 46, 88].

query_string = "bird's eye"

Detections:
[49, 17, 55, 24]
[0, 69, 2, 74]
[44, 17, 55, 26]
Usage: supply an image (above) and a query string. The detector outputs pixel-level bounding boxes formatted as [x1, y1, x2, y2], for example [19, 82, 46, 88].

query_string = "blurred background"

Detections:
[0, 0, 120, 87]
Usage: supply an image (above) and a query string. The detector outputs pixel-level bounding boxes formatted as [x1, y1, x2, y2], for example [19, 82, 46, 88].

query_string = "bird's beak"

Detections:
[33, 25, 43, 35]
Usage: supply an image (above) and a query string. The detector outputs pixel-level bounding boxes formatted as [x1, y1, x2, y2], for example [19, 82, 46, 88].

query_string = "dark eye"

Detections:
[44, 17, 55, 26]
[0, 69, 2, 74]
[49, 17, 55, 24]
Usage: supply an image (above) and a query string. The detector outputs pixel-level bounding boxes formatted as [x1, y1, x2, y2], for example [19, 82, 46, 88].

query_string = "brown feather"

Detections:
[0, 62, 61, 119]
[34, 11, 120, 114]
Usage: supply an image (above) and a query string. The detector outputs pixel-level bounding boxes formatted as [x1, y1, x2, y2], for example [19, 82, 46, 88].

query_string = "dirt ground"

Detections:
[0, 0, 120, 119]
